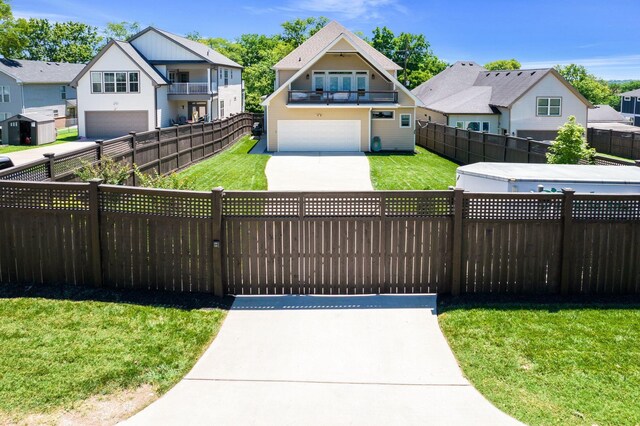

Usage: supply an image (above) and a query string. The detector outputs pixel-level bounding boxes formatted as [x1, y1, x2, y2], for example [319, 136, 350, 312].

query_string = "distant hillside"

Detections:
[608, 80, 636, 84]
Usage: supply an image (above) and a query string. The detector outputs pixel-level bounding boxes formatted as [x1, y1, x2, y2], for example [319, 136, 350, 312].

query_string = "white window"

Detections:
[53, 109, 59, 117]
[312, 71, 368, 92]
[0, 86, 10, 102]
[313, 72, 325, 92]
[168, 71, 176, 83]
[60, 85, 66, 100]
[372, 111, 394, 119]
[128, 72, 139, 92]
[537, 97, 562, 116]
[466, 121, 481, 131]
[400, 113, 412, 128]
[91, 71, 139, 93]
[90, 72, 102, 93]
[0, 112, 9, 120]
[220, 100, 225, 118]
[455, 121, 464, 128]
[624, 96, 631, 101]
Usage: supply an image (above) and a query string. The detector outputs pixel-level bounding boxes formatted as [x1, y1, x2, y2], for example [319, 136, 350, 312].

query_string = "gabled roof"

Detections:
[129, 27, 243, 69]
[0, 112, 54, 123]
[263, 32, 421, 107]
[427, 86, 497, 115]
[70, 40, 169, 87]
[588, 104, 627, 123]
[0, 59, 85, 84]
[620, 88, 640, 97]
[413, 61, 593, 114]
[273, 21, 401, 72]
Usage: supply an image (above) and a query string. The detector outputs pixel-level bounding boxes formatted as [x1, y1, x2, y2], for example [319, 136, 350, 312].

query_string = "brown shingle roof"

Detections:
[273, 21, 401, 72]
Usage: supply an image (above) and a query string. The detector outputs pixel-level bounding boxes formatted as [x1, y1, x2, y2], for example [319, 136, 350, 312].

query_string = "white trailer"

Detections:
[456, 163, 640, 193]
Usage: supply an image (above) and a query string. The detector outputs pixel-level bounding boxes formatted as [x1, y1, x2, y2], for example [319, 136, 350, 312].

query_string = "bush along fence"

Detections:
[587, 127, 640, 160]
[1, 180, 639, 296]
[416, 121, 636, 166]
[0, 113, 259, 184]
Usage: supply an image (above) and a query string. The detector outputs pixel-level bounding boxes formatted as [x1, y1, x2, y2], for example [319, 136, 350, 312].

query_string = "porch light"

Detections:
[306, 74, 309, 80]
[372, 74, 375, 80]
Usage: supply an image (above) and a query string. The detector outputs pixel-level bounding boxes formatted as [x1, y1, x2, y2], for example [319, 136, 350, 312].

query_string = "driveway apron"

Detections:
[124, 295, 521, 425]
[265, 152, 374, 191]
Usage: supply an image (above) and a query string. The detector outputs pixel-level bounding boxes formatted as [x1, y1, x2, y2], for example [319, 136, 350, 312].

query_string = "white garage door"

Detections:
[85, 111, 149, 139]
[277, 120, 361, 151]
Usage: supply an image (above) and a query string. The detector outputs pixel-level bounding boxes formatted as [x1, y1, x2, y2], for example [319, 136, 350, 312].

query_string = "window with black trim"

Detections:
[372, 111, 394, 119]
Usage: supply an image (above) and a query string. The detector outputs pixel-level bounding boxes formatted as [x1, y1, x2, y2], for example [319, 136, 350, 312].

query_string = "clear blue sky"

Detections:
[12, 0, 640, 80]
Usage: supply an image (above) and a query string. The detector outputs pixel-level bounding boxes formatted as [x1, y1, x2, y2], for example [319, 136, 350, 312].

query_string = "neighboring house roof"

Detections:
[70, 39, 169, 87]
[130, 27, 243, 69]
[588, 104, 627, 123]
[620, 88, 640, 97]
[1, 112, 55, 123]
[413, 61, 593, 114]
[0, 58, 85, 84]
[263, 31, 421, 107]
[273, 21, 401, 71]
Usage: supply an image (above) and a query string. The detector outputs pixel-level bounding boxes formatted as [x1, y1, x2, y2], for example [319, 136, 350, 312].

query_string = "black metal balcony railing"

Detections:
[288, 90, 399, 105]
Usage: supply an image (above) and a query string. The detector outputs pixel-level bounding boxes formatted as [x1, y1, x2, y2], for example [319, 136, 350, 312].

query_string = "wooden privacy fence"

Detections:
[1, 180, 639, 296]
[416, 121, 550, 164]
[587, 127, 640, 160]
[416, 121, 636, 166]
[0, 113, 257, 184]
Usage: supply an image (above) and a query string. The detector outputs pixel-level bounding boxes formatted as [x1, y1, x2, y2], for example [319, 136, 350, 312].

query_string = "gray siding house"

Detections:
[620, 88, 640, 126]
[0, 59, 85, 127]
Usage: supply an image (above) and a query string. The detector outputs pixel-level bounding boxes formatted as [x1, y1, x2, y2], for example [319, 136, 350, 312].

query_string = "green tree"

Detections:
[484, 59, 521, 70]
[103, 21, 140, 42]
[555, 64, 616, 106]
[369, 26, 447, 89]
[280, 17, 328, 48]
[546, 116, 595, 164]
[1, 18, 102, 62]
[608, 80, 640, 110]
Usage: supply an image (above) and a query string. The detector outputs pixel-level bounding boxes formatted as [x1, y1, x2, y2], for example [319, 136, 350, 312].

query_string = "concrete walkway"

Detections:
[124, 295, 521, 426]
[2, 140, 95, 166]
[265, 152, 374, 191]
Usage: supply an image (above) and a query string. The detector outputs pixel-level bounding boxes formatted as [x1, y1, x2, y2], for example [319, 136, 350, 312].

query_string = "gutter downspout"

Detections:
[19, 81, 25, 113]
[369, 107, 373, 152]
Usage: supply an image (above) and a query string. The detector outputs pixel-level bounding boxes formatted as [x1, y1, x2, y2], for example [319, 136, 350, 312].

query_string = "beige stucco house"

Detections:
[262, 21, 421, 152]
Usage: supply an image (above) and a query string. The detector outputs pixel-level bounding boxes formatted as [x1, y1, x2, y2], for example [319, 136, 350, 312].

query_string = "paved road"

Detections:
[265, 152, 374, 191]
[124, 295, 521, 426]
[2, 141, 95, 166]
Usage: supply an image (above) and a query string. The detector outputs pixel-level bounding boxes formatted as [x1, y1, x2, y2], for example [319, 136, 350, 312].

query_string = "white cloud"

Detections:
[521, 55, 640, 80]
[13, 10, 81, 22]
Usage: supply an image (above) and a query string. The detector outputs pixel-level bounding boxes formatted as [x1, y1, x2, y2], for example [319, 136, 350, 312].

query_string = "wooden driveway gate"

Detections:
[221, 191, 454, 295]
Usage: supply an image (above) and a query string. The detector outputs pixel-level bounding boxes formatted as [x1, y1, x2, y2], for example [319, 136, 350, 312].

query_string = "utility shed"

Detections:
[456, 163, 640, 194]
[0, 112, 56, 146]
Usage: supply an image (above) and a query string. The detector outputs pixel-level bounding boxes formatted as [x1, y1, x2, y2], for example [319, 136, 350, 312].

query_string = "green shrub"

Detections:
[546, 116, 595, 164]
[133, 166, 196, 190]
[75, 157, 130, 185]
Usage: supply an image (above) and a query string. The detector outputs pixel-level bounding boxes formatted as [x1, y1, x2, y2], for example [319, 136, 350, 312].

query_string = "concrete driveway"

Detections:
[265, 152, 373, 191]
[124, 295, 520, 426]
[2, 141, 95, 166]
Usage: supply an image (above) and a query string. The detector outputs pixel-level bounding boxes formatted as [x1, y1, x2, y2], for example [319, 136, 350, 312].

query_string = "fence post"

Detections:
[189, 123, 194, 165]
[95, 139, 104, 161]
[482, 131, 487, 162]
[43, 153, 55, 181]
[155, 127, 162, 175]
[211, 187, 224, 297]
[451, 188, 464, 296]
[526, 137, 533, 163]
[88, 178, 103, 287]
[560, 188, 575, 295]
[609, 129, 613, 154]
[129, 131, 137, 186]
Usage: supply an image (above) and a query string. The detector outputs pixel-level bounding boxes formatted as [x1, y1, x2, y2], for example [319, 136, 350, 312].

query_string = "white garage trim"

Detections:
[277, 120, 361, 152]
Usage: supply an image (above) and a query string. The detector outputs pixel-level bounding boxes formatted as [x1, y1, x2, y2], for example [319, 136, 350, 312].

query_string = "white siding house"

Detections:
[72, 27, 243, 139]
[413, 62, 592, 140]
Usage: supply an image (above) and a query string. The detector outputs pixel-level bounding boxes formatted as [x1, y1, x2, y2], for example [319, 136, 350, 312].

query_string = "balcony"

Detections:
[288, 90, 399, 105]
[168, 82, 217, 95]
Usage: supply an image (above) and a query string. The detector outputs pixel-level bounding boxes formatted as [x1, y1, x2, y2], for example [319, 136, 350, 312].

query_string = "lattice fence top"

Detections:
[304, 195, 380, 217]
[53, 148, 99, 177]
[0, 184, 89, 211]
[463, 195, 563, 221]
[223, 193, 299, 217]
[0, 162, 49, 181]
[573, 197, 640, 221]
[385, 194, 454, 217]
[100, 189, 211, 218]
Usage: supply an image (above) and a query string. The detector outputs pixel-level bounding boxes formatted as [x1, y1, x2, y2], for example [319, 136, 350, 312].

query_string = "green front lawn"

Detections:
[0, 285, 227, 422]
[176, 136, 269, 190]
[367, 146, 459, 190]
[438, 296, 640, 425]
[0, 127, 78, 154]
